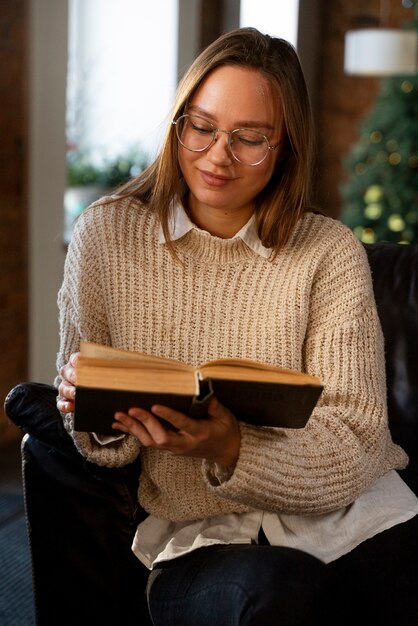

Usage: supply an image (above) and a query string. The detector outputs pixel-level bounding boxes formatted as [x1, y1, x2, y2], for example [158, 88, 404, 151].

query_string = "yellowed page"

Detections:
[76, 363, 198, 394]
[80, 341, 193, 371]
[199, 359, 321, 385]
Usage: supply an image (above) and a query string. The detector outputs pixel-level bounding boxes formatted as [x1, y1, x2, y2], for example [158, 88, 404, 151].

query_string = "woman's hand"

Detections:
[113, 396, 241, 468]
[57, 352, 79, 413]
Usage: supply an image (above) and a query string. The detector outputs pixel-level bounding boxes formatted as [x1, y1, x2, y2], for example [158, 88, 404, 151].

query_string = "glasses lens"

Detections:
[230, 129, 269, 166]
[175, 115, 215, 152]
[174, 115, 271, 165]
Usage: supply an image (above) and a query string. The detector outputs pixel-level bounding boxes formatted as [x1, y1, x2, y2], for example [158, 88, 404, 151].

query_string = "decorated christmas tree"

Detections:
[340, 14, 418, 244]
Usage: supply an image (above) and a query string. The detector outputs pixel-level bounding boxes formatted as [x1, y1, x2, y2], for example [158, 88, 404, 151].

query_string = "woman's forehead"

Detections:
[190, 65, 282, 128]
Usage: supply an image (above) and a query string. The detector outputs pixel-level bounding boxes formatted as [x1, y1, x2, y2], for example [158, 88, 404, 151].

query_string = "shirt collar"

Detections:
[158, 201, 272, 259]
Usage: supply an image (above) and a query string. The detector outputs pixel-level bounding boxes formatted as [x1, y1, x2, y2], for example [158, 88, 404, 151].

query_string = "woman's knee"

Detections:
[230, 546, 337, 625]
[147, 545, 339, 626]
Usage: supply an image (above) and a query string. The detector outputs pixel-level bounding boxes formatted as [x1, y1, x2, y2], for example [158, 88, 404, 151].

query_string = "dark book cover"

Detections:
[74, 378, 322, 435]
[209, 379, 323, 428]
[74, 387, 214, 435]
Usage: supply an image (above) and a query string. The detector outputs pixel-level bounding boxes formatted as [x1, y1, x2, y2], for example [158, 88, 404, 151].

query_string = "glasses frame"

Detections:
[172, 114, 280, 167]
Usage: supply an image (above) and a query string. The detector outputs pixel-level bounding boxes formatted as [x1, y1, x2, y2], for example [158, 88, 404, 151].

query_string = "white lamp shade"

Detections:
[344, 28, 418, 76]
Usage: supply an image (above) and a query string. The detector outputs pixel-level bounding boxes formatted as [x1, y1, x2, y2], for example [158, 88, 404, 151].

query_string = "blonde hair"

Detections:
[118, 27, 314, 254]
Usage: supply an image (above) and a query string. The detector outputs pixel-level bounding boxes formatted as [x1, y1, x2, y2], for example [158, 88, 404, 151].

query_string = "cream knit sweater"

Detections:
[57, 196, 408, 520]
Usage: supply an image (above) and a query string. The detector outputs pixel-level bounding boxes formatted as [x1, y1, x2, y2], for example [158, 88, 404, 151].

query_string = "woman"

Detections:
[57, 28, 418, 625]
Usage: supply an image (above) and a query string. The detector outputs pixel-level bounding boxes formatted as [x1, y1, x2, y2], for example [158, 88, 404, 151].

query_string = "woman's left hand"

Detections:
[113, 396, 241, 468]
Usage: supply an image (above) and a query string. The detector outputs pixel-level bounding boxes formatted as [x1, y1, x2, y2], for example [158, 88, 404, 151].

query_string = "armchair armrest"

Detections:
[4, 382, 152, 626]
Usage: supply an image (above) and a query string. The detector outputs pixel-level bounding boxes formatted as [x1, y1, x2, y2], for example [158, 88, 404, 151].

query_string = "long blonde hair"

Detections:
[118, 27, 314, 254]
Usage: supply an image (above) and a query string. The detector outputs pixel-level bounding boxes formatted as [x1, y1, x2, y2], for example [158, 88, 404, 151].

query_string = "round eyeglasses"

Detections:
[172, 114, 280, 166]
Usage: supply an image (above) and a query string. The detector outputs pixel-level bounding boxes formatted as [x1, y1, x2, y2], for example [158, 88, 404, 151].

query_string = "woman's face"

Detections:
[177, 65, 285, 229]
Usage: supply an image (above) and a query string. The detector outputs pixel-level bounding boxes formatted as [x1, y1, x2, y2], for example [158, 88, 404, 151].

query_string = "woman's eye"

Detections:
[192, 124, 212, 134]
[237, 134, 264, 146]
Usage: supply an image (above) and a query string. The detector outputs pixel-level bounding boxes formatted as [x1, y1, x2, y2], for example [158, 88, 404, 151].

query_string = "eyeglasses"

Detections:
[172, 114, 280, 166]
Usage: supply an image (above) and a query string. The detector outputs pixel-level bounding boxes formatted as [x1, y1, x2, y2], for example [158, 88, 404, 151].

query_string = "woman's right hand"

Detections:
[57, 352, 79, 413]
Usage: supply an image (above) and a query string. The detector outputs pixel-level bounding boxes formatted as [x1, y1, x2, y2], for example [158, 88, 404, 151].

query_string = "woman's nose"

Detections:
[207, 130, 233, 164]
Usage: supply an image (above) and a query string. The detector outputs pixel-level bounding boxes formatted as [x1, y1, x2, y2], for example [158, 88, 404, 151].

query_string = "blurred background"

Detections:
[2, 0, 418, 442]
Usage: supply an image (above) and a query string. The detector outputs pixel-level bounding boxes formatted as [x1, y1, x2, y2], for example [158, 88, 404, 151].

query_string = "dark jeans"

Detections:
[147, 515, 418, 626]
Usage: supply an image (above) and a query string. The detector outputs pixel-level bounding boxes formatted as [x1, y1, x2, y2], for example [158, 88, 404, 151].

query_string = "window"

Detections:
[65, 0, 178, 241]
[240, 0, 300, 46]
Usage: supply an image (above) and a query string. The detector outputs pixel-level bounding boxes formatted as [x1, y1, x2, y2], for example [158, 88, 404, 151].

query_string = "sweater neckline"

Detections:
[172, 227, 263, 265]
[159, 200, 272, 259]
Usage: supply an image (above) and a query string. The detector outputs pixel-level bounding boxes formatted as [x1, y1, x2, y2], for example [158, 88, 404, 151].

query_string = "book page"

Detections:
[199, 360, 321, 386]
[79, 342, 321, 387]
[80, 342, 193, 371]
[76, 363, 198, 395]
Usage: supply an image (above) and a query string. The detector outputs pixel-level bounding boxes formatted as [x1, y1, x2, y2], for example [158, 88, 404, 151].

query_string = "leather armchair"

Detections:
[5, 384, 152, 626]
[363, 242, 418, 495]
[4, 241, 418, 625]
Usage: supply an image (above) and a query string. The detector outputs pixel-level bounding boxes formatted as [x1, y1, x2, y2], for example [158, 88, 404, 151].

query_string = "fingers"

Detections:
[57, 385, 75, 413]
[150, 405, 193, 433]
[69, 352, 79, 367]
[114, 407, 175, 447]
[114, 405, 195, 447]
[56, 351, 79, 413]
[112, 411, 154, 445]
[60, 352, 78, 386]
[57, 376, 75, 413]
[58, 378, 76, 399]
[206, 395, 222, 416]
[113, 400, 240, 466]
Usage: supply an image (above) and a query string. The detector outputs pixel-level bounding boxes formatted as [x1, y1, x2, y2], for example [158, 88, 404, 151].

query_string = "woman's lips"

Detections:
[200, 170, 233, 187]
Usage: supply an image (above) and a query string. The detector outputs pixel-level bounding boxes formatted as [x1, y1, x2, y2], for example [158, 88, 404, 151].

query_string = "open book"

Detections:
[73, 341, 323, 435]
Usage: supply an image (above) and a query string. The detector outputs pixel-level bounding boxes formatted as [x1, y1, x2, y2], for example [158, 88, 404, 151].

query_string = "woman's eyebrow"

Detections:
[187, 105, 275, 131]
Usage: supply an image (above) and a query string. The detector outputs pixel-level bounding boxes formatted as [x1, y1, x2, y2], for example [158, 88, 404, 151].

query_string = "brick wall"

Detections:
[0, 0, 28, 440]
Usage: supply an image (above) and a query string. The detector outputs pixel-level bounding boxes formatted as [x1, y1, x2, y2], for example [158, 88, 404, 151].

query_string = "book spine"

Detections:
[189, 379, 213, 419]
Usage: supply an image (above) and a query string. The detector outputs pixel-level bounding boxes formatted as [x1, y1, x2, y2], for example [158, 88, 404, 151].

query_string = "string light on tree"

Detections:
[341, 3, 418, 244]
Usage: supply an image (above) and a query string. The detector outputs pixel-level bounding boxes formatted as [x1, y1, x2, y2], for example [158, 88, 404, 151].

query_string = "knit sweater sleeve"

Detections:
[202, 222, 408, 515]
[56, 201, 141, 467]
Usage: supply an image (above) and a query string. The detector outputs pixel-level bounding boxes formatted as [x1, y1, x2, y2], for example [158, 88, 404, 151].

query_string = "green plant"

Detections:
[67, 147, 148, 188]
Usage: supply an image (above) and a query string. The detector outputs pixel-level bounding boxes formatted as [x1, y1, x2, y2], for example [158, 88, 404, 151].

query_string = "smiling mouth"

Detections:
[200, 170, 234, 186]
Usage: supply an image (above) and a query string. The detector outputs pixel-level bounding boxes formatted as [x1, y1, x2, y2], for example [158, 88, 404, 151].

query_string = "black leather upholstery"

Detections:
[364, 242, 418, 494]
[4, 241, 418, 625]
[5, 383, 152, 626]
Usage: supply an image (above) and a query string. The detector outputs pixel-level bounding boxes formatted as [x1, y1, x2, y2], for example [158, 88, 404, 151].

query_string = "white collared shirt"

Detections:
[134, 470, 418, 568]
[158, 199, 272, 258]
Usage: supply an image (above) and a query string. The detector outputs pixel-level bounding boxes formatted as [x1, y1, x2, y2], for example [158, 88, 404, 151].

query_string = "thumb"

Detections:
[207, 396, 235, 421]
[207, 395, 222, 416]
